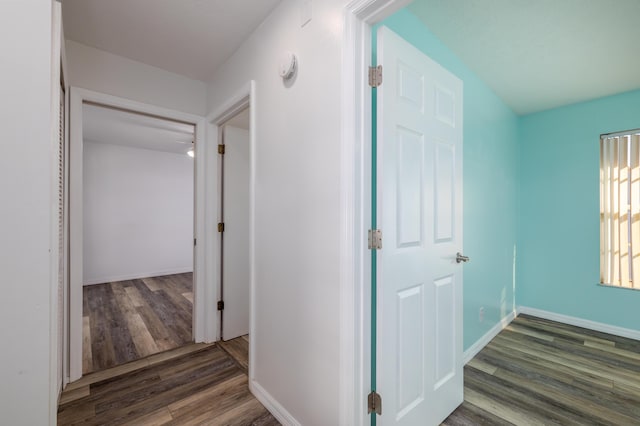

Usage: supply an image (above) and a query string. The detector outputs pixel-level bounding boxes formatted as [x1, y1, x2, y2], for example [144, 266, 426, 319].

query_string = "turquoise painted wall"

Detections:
[380, 10, 519, 350]
[518, 89, 640, 329]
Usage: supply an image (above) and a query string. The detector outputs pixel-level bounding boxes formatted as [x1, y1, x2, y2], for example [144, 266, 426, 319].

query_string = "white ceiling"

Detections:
[61, 0, 282, 82]
[408, 0, 640, 115]
[62, 0, 640, 115]
[83, 104, 195, 155]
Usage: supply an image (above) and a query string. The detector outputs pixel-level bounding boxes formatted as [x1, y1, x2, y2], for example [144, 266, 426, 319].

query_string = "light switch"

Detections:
[301, 0, 312, 28]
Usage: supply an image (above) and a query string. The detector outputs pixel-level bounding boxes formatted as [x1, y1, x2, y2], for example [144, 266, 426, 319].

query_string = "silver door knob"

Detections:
[456, 252, 469, 263]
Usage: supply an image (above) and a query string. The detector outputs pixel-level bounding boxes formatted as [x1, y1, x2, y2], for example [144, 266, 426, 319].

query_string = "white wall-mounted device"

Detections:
[279, 51, 297, 80]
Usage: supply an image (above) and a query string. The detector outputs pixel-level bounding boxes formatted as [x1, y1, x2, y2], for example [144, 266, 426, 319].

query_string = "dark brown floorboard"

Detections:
[83, 272, 193, 374]
[443, 314, 640, 425]
[58, 343, 280, 426]
[219, 335, 249, 373]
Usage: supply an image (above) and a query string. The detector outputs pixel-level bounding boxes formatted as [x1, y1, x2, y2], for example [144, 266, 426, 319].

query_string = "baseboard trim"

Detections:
[249, 379, 300, 426]
[517, 306, 640, 341]
[463, 310, 516, 364]
[83, 267, 193, 286]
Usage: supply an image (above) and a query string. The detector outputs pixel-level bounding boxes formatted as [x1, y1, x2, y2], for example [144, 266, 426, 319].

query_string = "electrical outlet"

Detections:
[479, 307, 485, 323]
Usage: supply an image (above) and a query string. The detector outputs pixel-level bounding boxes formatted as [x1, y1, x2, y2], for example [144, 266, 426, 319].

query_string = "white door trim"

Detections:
[340, 1, 412, 425]
[50, 1, 66, 421]
[206, 79, 255, 358]
[68, 87, 209, 382]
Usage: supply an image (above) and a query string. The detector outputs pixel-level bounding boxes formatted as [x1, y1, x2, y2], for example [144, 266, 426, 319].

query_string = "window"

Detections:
[600, 129, 640, 289]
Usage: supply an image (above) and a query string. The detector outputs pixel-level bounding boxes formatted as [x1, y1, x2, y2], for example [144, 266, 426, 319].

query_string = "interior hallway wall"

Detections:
[206, 0, 346, 423]
[518, 89, 640, 330]
[65, 40, 207, 116]
[0, 1, 55, 424]
[83, 141, 194, 285]
[380, 9, 520, 350]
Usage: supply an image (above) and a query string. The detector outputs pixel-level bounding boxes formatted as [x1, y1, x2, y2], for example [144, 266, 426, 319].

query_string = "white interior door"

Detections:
[377, 26, 464, 425]
[222, 125, 250, 340]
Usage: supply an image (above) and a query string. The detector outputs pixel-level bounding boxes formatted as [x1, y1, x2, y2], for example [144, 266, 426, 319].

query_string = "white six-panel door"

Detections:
[377, 26, 464, 426]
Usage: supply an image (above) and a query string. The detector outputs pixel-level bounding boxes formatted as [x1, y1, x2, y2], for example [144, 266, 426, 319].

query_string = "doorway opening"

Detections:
[68, 88, 209, 383]
[207, 81, 254, 386]
[80, 102, 196, 374]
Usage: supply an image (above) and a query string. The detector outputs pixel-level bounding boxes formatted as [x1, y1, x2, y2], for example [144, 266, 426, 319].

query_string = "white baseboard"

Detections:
[249, 379, 300, 426]
[517, 306, 640, 341]
[83, 267, 193, 286]
[463, 310, 516, 364]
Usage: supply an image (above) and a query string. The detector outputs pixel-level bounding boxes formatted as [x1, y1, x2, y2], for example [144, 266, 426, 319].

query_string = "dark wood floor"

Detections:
[59, 336, 279, 425]
[443, 314, 640, 425]
[83, 273, 193, 374]
[68, 310, 640, 424]
[219, 334, 249, 373]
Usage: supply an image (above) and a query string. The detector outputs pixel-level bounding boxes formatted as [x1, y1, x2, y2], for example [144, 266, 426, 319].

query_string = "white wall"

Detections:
[0, 1, 55, 424]
[207, 0, 346, 423]
[65, 40, 207, 116]
[83, 141, 193, 284]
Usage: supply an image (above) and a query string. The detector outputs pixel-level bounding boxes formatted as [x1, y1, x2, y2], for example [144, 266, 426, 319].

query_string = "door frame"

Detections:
[67, 87, 210, 382]
[206, 80, 255, 372]
[341, 1, 412, 425]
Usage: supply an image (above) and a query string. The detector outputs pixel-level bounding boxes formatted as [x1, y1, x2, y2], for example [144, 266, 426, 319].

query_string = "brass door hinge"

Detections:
[218, 222, 225, 232]
[368, 391, 382, 415]
[217, 300, 224, 311]
[218, 144, 225, 154]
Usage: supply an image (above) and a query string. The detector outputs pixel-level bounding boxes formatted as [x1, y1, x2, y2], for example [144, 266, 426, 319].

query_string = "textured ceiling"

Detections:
[408, 0, 640, 115]
[83, 104, 195, 155]
[62, 0, 281, 81]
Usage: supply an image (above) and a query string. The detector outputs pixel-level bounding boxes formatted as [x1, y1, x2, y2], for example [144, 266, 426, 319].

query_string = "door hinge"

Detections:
[218, 144, 225, 155]
[368, 65, 383, 87]
[218, 222, 225, 232]
[368, 391, 382, 415]
[368, 229, 382, 250]
[217, 300, 224, 311]
[193, 238, 196, 246]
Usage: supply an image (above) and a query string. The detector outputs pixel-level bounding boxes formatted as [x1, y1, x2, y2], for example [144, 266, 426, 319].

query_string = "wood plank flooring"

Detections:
[219, 335, 249, 373]
[69, 311, 640, 424]
[83, 273, 193, 374]
[58, 337, 280, 425]
[443, 314, 640, 425]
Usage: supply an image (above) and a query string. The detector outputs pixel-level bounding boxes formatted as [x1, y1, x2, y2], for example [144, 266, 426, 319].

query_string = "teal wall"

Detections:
[518, 89, 640, 329]
[380, 10, 519, 350]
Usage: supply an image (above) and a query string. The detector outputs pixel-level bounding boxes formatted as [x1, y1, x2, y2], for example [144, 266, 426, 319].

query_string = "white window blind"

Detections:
[600, 130, 640, 289]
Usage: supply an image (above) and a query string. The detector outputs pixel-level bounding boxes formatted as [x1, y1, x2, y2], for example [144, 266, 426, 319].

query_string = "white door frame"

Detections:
[206, 80, 257, 388]
[50, 0, 68, 420]
[340, 1, 412, 425]
[206, 80, 255, 367]
[67, 87, 210, 382]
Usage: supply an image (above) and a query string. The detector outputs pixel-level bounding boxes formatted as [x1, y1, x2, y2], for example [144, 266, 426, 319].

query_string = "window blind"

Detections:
[600, 130, 640, 289]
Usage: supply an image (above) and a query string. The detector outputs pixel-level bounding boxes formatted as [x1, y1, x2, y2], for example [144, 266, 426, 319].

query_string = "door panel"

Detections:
[377, 26, 463, 426]
[222, 125, 250, 340]
[396, 128, 424, 247]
